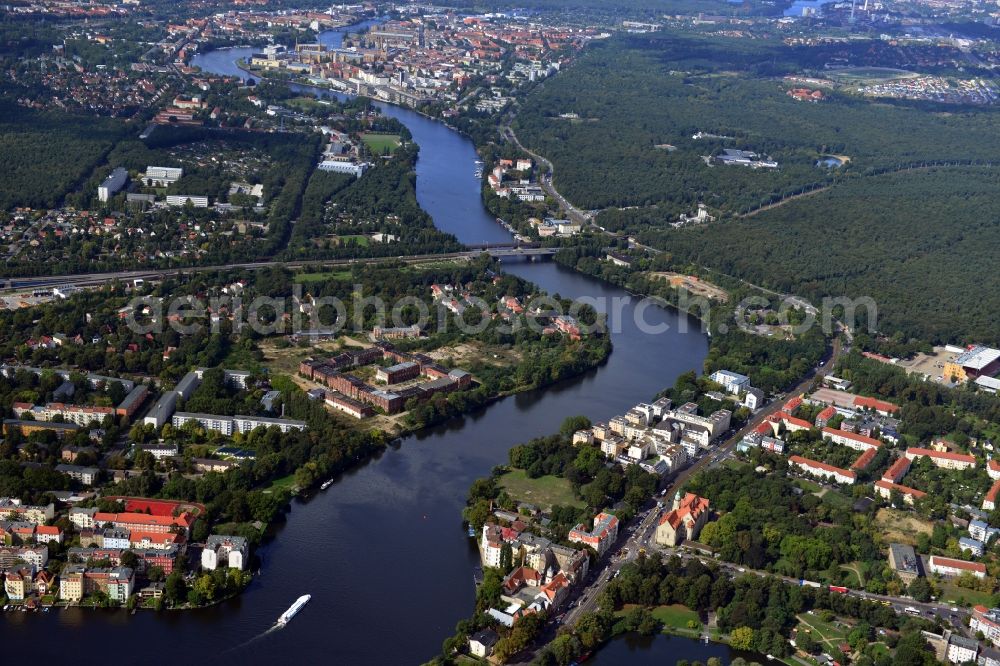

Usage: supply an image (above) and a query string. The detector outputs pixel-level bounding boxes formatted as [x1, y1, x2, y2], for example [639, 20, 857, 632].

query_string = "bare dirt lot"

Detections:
[427, 341, 522, 369]
[647, 272, 729, 302]
[875, 508, 933, 544]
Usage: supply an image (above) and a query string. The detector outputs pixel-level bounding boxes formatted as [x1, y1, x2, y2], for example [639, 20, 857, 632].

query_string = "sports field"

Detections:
[361, 133, 402, 154]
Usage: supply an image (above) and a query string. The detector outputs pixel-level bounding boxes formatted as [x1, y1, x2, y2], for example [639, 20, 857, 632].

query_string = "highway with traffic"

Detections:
[0, 246, 557, 291]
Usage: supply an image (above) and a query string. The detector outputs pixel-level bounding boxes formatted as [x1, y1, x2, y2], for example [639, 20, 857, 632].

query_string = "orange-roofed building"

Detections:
[971, 605, 1000, 645]
[853, 396, 899, 416]
[763, 411, 811, 438]
[815, 405, 837, 428]
[34, 525, 63, 545]
[904, 447, 977, 471]
[783, 395, 803, 413]
[881, 456, 912, 484]
[569, 512, 619, 555]
[823, 427, 882, 451]
[989, 459, 1000, 481]
[93, 511, 194, 535]
[129, 531, 184, 550]
[538, 572, 571, 606]
[929, 555, 986, 579]
[502, 566, 541, 595]
[851, 448, 878, 472]
[656, 492, 711, 547]
[789, 455, 856, 485]
[984, 479, 1000, 512]
[874, 479, 926, 505]
[782, 412, 813, 432]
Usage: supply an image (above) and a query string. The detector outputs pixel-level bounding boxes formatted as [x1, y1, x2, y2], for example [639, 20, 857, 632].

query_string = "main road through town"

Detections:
[560, 336, 845, 630]
[10, 23, 720, 665]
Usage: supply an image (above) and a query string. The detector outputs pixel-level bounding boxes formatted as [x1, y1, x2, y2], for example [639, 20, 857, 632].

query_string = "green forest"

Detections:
[555, 245, 828, 393]
[513, 32, 1000, 215]
[0, 100, 127, 210]
[285, 144, 463, 259]
[642, 167, 1000, 344]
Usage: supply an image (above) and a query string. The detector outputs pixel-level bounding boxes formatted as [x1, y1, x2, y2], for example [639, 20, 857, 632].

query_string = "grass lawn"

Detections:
[869, 643, 892, 660]
[650, 604, 700, 630]
[401, 259, 468, 273]
[820, 490, 854, 509]
[294, 270, 354, 283]
[827, 67, 919, 82]
[213, 520, 264, 536]
[796, 612, 850, 651]
[335, 234, 370, 247]
[839, 562, 866, 588]
[285, 96, 329, 111]
[361, 133, 401, 154]
[938, 581, 994, 607]
[795, 478, 822, 493]
[499, 469, 583, 510]
[261, 473, 298, 494]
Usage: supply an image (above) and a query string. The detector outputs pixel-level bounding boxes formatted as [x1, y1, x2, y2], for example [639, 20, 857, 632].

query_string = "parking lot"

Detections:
[896, 346, 960, 383]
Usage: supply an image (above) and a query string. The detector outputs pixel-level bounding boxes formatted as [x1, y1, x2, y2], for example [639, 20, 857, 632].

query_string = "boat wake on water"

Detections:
[221, 595, 312, 655]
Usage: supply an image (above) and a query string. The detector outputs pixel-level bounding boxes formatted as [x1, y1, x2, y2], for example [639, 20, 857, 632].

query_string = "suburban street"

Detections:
[502, 124, 592, 226]
[542, 332, 980, 657]
[559, 335, 845, 630]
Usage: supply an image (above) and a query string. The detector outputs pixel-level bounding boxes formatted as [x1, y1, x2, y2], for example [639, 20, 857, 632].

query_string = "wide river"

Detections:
[7, 22, 764, 665]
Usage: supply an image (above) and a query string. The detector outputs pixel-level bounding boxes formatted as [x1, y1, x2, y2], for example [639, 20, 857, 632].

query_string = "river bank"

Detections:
[2, 26, 711, 666]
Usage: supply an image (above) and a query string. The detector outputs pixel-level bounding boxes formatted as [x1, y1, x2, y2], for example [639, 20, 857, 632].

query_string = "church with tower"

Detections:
[655, 491, 711, 547]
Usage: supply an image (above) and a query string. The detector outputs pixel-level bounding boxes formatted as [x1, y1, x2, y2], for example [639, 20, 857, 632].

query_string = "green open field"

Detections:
[827, 67, 920, 82]
[285, 96, 333, 111]
[819, 489, 854, 509]
[499, 469, 584, 510]
[650, 604, 701, 630]
[839, 562, 866, 588]
[795, 478, 823, 494]
[294, 270, 354, 283]
[938, 581, 994, 607]
[265, 474, 295, 492]
[335, 234, 371, 247]
[361, 133, 402, 154]
[796, 612, 850, 651]
[615, 604, 702, 636]
[220, 346, 266, 374]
